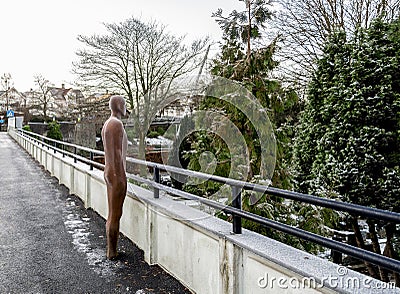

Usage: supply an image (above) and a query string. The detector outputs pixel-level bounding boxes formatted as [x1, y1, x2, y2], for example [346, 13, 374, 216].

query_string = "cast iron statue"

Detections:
[101, 95, 128, 259]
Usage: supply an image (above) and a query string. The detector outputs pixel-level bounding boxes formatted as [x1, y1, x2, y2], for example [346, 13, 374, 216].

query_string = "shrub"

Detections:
[22, 125, 32, 132]
[147, 130, 159, 138]
[47, 121, 63, 141]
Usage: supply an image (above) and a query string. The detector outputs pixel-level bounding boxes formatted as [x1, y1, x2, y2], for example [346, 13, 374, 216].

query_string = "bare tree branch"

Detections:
[272, 0, 400, 89]
[33, 74, 53, 119]
[73, 17, 210, 158]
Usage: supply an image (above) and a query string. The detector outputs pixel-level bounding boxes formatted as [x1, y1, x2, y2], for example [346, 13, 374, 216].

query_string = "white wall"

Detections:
[7, 116, 23, 130]
[9, 129, 398, 294]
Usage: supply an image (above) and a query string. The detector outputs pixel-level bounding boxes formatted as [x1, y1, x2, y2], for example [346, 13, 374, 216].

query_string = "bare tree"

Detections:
[33, 74, 53, 120]
[1, 73, 12, 112]
[272, 0, 400, 86]
[73, 17, 209, 158]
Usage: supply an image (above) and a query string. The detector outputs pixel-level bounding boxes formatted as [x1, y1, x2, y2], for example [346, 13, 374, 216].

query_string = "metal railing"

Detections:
[17, 129, 105, 171]
[13, 128, 400, 275]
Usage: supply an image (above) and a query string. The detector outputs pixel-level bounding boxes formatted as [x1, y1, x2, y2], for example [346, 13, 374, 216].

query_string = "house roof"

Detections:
[0, 87, 25, 100]
[49, 86, 71, 101]
[48, 85, 84, 101]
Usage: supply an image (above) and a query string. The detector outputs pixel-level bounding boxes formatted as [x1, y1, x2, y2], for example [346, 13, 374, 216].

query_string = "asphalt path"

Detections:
[0, 132, 190, 294]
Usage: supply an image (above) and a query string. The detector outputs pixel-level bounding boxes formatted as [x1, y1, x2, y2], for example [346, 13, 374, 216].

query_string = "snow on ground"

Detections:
[63, 197, 115, 277]
[145, 136, 173, 147]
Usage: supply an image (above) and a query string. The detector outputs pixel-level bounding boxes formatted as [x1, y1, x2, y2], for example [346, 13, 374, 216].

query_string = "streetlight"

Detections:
[1, 73, 11, 111]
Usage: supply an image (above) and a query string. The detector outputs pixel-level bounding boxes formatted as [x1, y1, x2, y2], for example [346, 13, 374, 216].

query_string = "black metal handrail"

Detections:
[13, 128, 400, 275]
[126, 157, 400, 223]
[17, 129, 105, 170]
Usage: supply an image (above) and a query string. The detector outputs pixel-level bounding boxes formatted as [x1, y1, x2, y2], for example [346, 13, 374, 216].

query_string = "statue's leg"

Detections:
[106, 218, 119, 259]
[106, 186, 126, 259]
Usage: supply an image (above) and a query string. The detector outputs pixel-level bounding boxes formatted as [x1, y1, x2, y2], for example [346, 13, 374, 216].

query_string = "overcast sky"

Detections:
[0, 0, 243, 91]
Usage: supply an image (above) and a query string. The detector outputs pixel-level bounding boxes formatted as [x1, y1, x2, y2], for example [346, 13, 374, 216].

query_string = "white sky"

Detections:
[0, 0, 244, 91]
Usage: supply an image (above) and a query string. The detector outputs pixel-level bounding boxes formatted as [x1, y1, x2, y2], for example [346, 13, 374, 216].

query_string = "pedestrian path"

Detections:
[0, 132, 190, 294]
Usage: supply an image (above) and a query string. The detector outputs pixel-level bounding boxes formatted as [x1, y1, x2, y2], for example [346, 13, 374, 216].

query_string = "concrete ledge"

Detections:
[9, 130, 400, 294]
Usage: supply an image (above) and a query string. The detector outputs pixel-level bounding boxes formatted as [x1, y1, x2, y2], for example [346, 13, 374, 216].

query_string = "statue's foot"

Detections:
[107, 249, 118, 260]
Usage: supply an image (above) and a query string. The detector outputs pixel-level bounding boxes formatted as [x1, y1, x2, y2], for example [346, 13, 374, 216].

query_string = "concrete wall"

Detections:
[27, 121, 76, 144]
[9, 129, 398, 294]
[7, 116, 23, 130]
[74, 121, 96, 149]
[28, 122, 48, 135]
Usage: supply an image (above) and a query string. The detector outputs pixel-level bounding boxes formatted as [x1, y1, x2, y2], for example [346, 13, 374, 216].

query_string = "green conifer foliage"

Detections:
[295, 18, 400, 210]
[293, 17, 400, 280]
[181, 4, 314, 251]
[47, 121, 63, 141]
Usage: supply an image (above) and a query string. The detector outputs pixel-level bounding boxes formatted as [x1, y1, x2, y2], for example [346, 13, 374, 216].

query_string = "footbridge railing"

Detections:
[10, 128, 400, 293]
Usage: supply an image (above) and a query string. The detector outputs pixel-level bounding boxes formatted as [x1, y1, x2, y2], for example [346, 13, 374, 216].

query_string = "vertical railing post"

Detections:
[74, 147, 77, 163]
[332, 234, 343, 264]
[53, 141, 56, 153]
[232, 185, 242, 234]
[62, 144, 65, 158]
[90, 151, 94, 170]
[153, 166, 160, 198]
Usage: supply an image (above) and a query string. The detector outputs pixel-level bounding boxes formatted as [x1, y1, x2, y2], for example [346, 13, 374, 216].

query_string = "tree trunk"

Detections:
[138, 131, 147, 176]
[138, 131, 146, 160]
[367, 219, 388, 282]
[350, 217, 380, 279]
[246, 0, 251, 64]
[43, 103, 47, 121]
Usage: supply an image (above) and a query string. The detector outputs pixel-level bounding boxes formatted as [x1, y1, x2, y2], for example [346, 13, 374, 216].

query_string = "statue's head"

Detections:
[109, 95, 126, 117]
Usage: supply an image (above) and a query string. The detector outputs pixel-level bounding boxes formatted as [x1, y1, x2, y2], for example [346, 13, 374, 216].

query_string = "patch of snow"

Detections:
[145, 136, 173, 147]
[62, 197, 115, 277]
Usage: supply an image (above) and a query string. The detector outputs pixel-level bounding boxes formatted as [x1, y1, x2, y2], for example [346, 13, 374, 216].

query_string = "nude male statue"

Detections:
[101, 95, 128, 259]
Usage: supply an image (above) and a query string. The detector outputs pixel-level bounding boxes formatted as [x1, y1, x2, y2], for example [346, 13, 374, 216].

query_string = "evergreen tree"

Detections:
[293, 30, 353, 196]
[47, 121, 63, 141]
[294, 17, 400, 282]
[181, 3, 326, 252]
[212, 0, 273, 62]
[206, 34, 301, 189]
